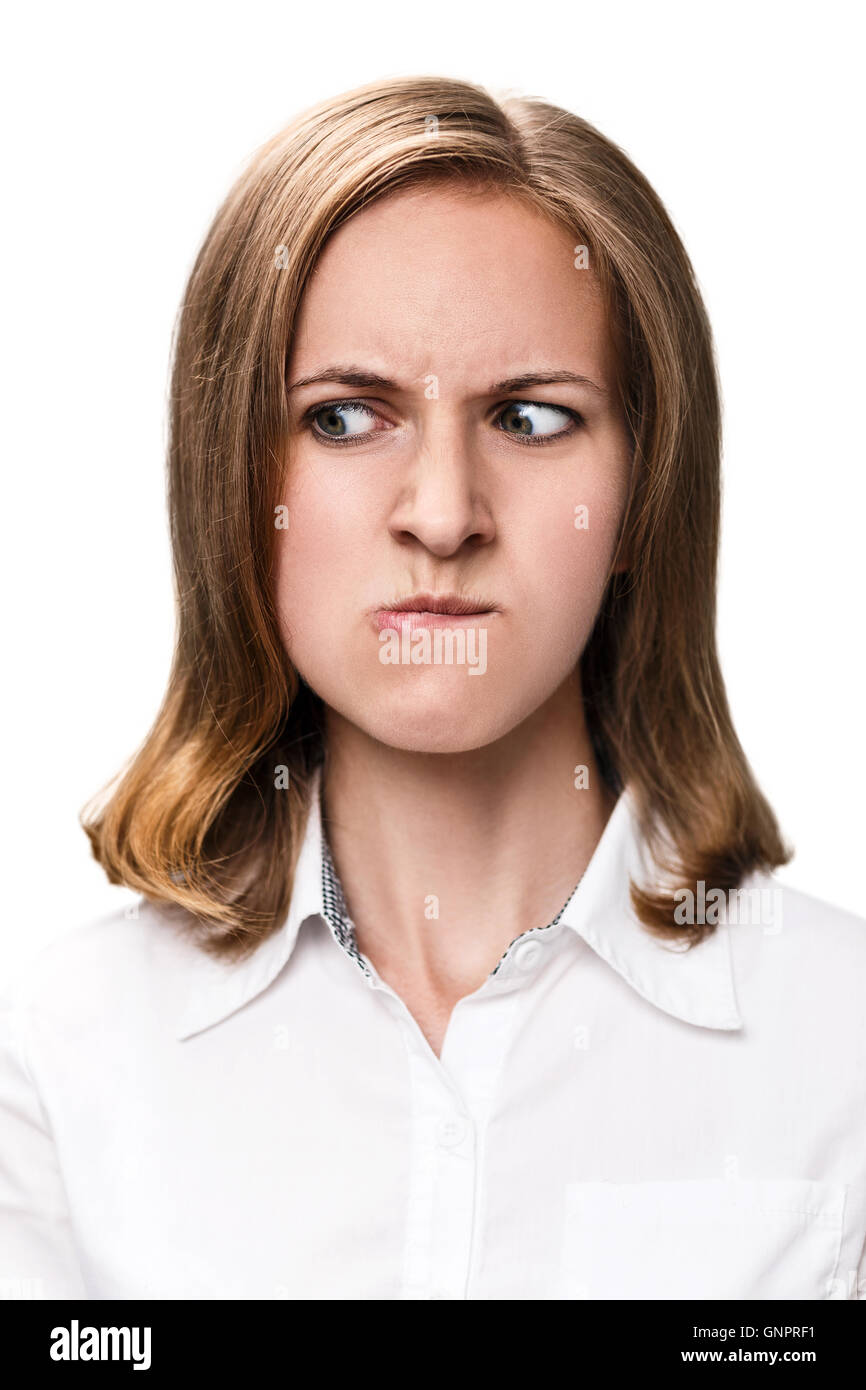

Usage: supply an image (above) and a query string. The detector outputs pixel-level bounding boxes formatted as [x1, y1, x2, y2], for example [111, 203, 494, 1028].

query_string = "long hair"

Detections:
[82, 74, 790, 959]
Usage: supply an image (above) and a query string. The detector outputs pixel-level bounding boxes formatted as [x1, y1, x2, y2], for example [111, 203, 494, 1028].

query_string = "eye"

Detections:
[306, 400, 384, 444]
[301, 396, 584, 449]
[495, 400, 582, 445]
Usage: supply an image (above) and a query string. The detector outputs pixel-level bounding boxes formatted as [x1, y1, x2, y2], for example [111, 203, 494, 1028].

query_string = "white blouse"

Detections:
[1, 771, 865, 1301]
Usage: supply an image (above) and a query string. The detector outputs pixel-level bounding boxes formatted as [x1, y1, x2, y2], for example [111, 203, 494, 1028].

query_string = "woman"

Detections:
[1, 74, 864, 1302]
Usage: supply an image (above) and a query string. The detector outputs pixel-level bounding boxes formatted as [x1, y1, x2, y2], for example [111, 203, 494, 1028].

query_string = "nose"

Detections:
[387, 419, 495, 557]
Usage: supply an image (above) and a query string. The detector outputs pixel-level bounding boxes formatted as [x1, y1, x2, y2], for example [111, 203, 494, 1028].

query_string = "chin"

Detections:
[348, 681, 532, 755]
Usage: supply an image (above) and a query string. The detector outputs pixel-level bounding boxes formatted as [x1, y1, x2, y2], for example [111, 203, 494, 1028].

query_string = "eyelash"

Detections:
[301, 398, 585, 448]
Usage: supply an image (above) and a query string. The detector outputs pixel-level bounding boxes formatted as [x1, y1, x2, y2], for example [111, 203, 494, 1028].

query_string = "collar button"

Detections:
[512, 938, 544, 971]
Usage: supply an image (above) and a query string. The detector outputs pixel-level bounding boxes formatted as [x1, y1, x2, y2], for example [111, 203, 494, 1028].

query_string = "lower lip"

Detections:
[375, 610, 497, 633]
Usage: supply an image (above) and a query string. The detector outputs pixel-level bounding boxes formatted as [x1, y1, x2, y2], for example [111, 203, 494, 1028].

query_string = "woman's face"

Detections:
[275, 185, 632, 753]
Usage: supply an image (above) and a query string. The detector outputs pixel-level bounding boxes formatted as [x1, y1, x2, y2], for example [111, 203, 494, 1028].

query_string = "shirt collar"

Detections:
[555, 788, 743, 1032]
[174, 767, 743, 1040]
[174, 769, 328, 1040]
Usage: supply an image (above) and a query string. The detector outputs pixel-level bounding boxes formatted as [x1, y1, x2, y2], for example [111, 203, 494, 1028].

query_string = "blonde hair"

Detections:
[82, 74, 790, 958]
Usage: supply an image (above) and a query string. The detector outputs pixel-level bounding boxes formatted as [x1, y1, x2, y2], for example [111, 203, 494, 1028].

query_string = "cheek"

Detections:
[509, 468, 627, 654]
[273, 474, 340, 656]
[273, 458, 387, 693]
[274, 459, 360, 615]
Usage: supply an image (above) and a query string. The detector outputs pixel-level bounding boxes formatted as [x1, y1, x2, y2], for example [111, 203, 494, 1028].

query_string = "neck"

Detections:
[320, 669, 616, 1002]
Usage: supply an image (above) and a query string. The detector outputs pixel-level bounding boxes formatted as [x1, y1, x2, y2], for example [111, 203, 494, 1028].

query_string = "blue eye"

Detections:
[495, 401, 580, 443]
[310, 401, 377, 440]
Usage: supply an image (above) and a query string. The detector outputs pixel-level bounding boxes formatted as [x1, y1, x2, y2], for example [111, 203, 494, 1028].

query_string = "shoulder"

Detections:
[725, 872, 866, 1021]
[1, 898, 204, 1040]
[730, 873, 866, 948]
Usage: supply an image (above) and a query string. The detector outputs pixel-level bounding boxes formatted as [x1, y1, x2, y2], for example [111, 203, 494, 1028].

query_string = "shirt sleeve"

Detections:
[0, 981, 88, 1299]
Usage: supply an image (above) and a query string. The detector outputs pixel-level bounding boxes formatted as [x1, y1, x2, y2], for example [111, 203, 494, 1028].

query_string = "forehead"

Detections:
[289, 184, 617, 390]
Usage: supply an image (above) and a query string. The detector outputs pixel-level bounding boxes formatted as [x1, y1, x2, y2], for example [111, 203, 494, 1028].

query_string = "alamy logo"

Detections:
[50, 1320, 151, 1371]
[378, 624, 487, 674]
[674, 880, 783, 932]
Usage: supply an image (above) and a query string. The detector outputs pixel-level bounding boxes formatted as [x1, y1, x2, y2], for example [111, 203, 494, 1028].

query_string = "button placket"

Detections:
[435, 1113, 469, 1149]
[401, 1046, 476, 1300]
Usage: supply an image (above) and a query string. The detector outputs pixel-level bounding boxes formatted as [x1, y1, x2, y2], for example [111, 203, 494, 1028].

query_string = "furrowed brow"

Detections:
[287, 367, 397, 393]
[287, 366, 607, 396]
[488, 371, 606, 396]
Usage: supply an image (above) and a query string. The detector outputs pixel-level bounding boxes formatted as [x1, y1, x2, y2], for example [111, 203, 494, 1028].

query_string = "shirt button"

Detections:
[435, 1114, 468, 1148]
[512, 938, 544, 971]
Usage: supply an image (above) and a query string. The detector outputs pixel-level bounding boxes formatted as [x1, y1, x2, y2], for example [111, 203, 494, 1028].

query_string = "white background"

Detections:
[2, 0, 863, 971]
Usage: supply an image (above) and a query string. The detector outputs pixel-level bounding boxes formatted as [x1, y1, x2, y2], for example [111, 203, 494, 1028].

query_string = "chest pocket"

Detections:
[559, 1178, 846, 1299]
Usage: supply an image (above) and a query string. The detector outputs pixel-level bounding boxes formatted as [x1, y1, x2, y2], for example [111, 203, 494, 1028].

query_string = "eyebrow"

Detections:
[287, 365, 607, 397]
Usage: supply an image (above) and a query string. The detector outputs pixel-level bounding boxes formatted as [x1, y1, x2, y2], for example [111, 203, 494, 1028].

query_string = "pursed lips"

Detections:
[372, 592, 499, 633]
